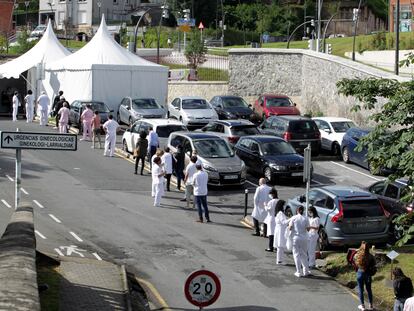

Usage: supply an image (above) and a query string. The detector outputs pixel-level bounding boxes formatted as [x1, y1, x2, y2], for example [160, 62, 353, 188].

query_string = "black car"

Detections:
[234, 135, 308, 183]
[69, 100, 112, 133]
[210, 96, 255, 121]
[259, 115, 321, 156]
[367, 179, 413, 240]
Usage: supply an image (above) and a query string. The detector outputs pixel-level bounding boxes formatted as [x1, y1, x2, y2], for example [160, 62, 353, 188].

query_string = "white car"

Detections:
[122, 118, 188, 153]
[30, 25, 47, 38]
[167, 96, 218, 128]
[312, 117, 356, 155]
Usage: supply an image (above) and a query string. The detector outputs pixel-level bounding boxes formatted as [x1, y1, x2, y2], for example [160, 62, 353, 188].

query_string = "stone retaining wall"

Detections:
[168, 81, 228, 103]
[0, 203, 40, 311]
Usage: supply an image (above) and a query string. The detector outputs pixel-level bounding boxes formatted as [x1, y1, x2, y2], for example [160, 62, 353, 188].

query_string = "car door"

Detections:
[314, 120, 331, 150]
[169, 98, 181, 119]
[128, 121, 141, 152]
[260, 117, 275, 135]
[250, 141, 263, 173]
[308, 190, 336, 229]
[383, 183, 402, 216]
[182, 137, 192, 166]
[347, 129, 360, 163]
[121, 98, 131, 124]
[68, 101, 78, 125]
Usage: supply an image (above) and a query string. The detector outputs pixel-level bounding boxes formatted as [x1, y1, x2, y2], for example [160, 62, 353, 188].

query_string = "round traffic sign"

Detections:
[184, 270, 221, 308]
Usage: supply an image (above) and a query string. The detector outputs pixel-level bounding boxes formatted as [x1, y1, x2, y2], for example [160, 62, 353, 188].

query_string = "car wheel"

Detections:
[117, 113, 122, 124]
[318, 227, 330, 251]
[122, 140, 129, 153]
[285, 206, 293, 218]
[332, 142, 341, 157]
[264, 167, 274, 184]
[342, 146, 350, 163]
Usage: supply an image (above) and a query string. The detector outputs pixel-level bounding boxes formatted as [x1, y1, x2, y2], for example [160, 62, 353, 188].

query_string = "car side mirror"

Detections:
[217, 104, 223, 109]
[323, 128, 331, 133]
[125, 128, 130, 132]
[126, 106, 130, 110]
[294, 103, 297, 107]
[248, 104, 252, 108]
[186, 151, 191, 156]
[175, 106, 180, 110]
[252, 150, 260, 156]
[299, 195, 306, 203]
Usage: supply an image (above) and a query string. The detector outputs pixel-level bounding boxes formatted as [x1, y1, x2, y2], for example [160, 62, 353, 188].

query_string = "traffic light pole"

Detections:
[316, 0, 323, 52]
[351, 0, 363, 61]
[286, 20, 313, 48]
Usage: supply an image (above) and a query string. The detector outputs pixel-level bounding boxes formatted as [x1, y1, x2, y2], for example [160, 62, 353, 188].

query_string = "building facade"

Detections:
[389, 0, 412, 32]
[0, 0, 14, 38]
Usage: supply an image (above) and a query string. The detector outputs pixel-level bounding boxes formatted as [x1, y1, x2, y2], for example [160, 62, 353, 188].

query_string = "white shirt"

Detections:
[148, 130, 159, 147]
[193, 170, 208, 196]
[185, 162, 197, 185]
[151, 164, 164, 185]
[12, 94, 20, 107]
[251, 184, 271, 222]
[162, 153, 173, 174]
[103, 119, 119, 136]
[37, 94, 50, 110]
[289, 214, 309, 239]
[25, 94, 34, 107]
[404, 297, 414, 311]
[308, 216, 320, 235]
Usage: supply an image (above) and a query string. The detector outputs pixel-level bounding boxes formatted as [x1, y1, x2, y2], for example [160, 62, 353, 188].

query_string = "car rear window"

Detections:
[341, 199, 384, 218]
[231, 126, 259, 136]
[288, 120, 318, 133]
[156, 125, 187, 138]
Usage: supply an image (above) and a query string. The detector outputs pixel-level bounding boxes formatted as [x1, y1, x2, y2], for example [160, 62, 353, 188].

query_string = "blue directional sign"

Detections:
[177, 18, 195, 27]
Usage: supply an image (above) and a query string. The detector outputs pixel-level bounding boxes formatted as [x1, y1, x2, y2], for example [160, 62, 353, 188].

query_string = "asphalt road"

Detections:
[0, 119, 384, 310]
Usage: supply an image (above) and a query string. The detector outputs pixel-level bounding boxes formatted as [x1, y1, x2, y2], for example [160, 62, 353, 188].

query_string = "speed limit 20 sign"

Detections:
[184, 270, 221, 308]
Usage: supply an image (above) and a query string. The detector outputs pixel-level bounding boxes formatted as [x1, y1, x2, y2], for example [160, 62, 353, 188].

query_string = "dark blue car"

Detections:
[341, 127, 371, 170]
[210, 96, 255, 121]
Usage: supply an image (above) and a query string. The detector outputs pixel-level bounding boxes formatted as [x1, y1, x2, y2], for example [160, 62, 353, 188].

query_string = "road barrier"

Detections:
[0, 203, 40, 311]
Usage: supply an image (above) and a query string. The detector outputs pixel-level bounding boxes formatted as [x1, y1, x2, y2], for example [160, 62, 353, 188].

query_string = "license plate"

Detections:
[299, 141, 308, 146]
[291, 172, 303, 177]
[352, 223, 366, 229]
[224, 175, 238, 180]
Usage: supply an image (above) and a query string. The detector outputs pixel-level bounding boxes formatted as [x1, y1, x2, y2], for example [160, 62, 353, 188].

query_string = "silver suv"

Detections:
[117, 97, 166, 126]
[286, 186, 389, 250]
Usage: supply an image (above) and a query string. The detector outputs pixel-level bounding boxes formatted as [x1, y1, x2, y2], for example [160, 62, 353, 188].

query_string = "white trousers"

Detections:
[308, 233, 318, 267]
[26, 104, 33, 122]
[153, 183, 164, 206]
[39, 110, 48, 126]
[12, 105, 18, 121]
[276, 247, 286, 264]
[104, 134, 116, 156]
[292, 237, 309, 275]
[59, 122, 68, 133]
[82, 121, 92, 140]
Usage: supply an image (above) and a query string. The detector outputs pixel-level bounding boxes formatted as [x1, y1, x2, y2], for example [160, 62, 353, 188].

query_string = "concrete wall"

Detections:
[168, 81, 228, 103]
[228, 48, 407, 124]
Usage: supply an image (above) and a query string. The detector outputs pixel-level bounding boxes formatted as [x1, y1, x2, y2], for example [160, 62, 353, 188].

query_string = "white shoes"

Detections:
[358, 305, 365, 311]
[294, 272, 302, 278]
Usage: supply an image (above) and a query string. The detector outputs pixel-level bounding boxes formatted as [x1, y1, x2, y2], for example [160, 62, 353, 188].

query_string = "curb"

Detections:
[121, 265, 133, 311]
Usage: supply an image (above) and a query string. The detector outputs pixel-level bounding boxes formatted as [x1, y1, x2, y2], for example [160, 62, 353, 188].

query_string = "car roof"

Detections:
[270, 115, 311, 121]
[312, 117, 354, 123]
[214, 95, 244, 99]
[212, 120, 255, 127]
[241, 135, 285, 143]
[262, 94, 290, 99]
[134, 118, 184, 126]
[320, 185, 374, 199]
[172, 131, 222, 140]
[176, 96, 207, 100]
[72, 100, 104, 104]
[347, 127, 372, 134]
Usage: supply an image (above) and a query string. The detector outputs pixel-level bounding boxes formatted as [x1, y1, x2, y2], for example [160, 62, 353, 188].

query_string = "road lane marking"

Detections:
[21, 188, 29, 195]
[73, 168, 80, 170]
[54, 248, 64, 256]
[92, 252, 102, 261]
[311, 179, 324, 185]
[49, 214, 62, 223]
[33, 200, 44, 208]
[1, 199, 11, 208]
[136, 277, 171, 311]
[5, 175, 14, 182]
[35, 230, 47, 239]
[329, 161, 382, 181]
[69, 231, 83, 242]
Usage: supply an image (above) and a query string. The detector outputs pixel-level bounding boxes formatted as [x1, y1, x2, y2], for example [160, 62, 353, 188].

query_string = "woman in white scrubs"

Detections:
[308, 206, 320, 268]
[274, 199, 288, 264]
[289, 205, 310, 277]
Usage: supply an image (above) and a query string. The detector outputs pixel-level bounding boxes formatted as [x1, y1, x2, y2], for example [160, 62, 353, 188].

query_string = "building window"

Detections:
[58, 11, 65, 24]
[78, 11, 87, 23]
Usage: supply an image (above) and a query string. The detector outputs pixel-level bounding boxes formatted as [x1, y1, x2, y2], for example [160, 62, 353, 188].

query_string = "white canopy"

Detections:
[0, 20, 71, 79]
[44, 16, 168, 110]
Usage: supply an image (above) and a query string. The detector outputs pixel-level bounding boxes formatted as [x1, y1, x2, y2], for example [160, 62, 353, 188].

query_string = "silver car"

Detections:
[167, 132, 246, 186]
[285, 186, 389, 250]
[117, 97, 167, 126]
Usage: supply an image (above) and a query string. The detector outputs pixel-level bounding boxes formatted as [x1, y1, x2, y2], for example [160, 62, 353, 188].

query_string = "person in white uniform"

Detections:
[152, 156, 165, 207]
[308, 206, 320, 268]
[274, 199, 289, 264]
[102, 115, 119, 157]
[162, 147, 173, 191]
[12, 91, 20, 121]
[252, 178, 271, 236]
[24, 90, 34, 123]
[36, 91, 50, 126]
[264, 187, 278, 252]
[289, 205, 311, 277]
[182, 156, 198, 208]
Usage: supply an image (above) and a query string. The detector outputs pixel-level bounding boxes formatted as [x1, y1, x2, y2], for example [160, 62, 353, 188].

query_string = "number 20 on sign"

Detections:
[184, 270, 221, 309]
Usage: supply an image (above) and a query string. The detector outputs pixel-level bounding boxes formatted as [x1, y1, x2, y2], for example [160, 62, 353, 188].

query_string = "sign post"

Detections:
[387, 250, 400, 280]
[198, 22, 205, 43]
[1, 131, 77, 208]
[303, 143, 312, 216]
[184, 269, 221, 310]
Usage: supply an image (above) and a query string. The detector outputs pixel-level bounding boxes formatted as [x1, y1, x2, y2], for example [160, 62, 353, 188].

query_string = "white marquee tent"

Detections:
[44, 17, 169, 112]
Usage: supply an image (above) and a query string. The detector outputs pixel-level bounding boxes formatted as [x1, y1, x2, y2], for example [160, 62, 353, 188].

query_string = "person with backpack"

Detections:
[393, 267, 413, 311]
[354, 241, 377, 311]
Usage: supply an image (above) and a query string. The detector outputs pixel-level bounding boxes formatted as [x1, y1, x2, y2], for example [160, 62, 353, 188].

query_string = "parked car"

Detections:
[122, 119, 188, 153]
[259, 115, 321, 156]
[285, 186, 390, 250]
[68, 100, 111, 133]
[341, 127, 371, 170]
[209, 95, 255, 120]
[367, 179, 413, 240]
[117, 97, 166, 126]
[235, 135, 310, 183]
[167, 132, 246, 186]
[30, 24, 47, 38]
[199, 120, 260, 146]
[167, 96, 218, 128]
[253, 94, 300, 121]
[313, 117, 356, 155]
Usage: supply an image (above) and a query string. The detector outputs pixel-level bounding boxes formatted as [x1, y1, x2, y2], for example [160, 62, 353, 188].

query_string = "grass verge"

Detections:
[163, 62, 228, 81]
[37, 262, 61, 311]
[321, 246, 414, 310]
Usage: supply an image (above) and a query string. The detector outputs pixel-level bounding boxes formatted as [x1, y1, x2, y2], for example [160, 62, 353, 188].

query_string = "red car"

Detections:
[253, 94, 300, 120]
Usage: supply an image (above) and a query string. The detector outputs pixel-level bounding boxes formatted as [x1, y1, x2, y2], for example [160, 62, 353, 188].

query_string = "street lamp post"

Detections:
[395, 0, 400, 75]
[220, 0, 224, 47]
[316, 0, 323, 52]
[351, 0, 363, 61]
[25, 1, 30, 27]
[157, 3, 169, 64]
[97, 0, 102, 23]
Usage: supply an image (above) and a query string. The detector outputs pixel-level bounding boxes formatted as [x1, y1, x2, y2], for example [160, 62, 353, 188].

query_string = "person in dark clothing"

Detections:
[134, 131, 149, 175]
[173, 144, 185, 190]
[393, 267, 413, 311]
[52, 91, 64, 126]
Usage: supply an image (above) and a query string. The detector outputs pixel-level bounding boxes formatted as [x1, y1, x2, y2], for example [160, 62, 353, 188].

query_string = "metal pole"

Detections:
[316, 0, 322, 52]
[133, 8, 151, 53]
[221, 0, 224, 47]
[287, 20, 312, 48]
[395, 0, 400, 75]
[15, 128, 21, 209]
[304, 143, 311, 217]
[244, 189, 249, 218]
[352, 0, 363, 61]
[322, 12, 340, 53]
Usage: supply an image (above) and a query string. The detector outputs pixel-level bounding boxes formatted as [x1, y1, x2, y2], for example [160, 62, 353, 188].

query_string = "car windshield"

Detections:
[132, 98, 160, 109]
[193, 139, 234, 158]
[222, 97, 249, 108]
[261, 141, 297, 155]
[182, 99, 209, 109]
[231, 125, 260, 136]
[289, 120, 318, 133]
[156, 125, 187, 138]
[84, 102, 109, 113]
[331, 121, 355, 133]
[266, 97, 293, 107]
[35, 25, 46, 31]
[342, 200, 383, 218]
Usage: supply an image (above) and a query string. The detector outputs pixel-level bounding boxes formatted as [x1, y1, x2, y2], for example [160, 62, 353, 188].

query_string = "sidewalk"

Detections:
[58, 257, 131, 311]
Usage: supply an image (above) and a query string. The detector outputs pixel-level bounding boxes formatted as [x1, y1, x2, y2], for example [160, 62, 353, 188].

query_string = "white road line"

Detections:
[330, 161, 382, 181]
[73, 168, 80, 170]
[92, 252, 102, 261]
[48, 214, 62, 223]
[5, 175, 13, 182]
[33, 200, 44, 208]
[35, 230, 47, 239]
[21, 188, 29, 195]
[311, 179, 324, 185]
[54, 248, 64, 256]
[1, 199, 11, 208]
[69, 231, 83, 242]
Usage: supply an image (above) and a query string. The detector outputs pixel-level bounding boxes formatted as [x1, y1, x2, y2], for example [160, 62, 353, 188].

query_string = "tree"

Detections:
[184, 31, 207, 69]
[336, 70, 414, 246]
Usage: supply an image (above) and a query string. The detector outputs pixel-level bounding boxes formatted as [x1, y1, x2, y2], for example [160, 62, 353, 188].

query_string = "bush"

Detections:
[223, 28, 260, 46]
[371, 31, 387, 50]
